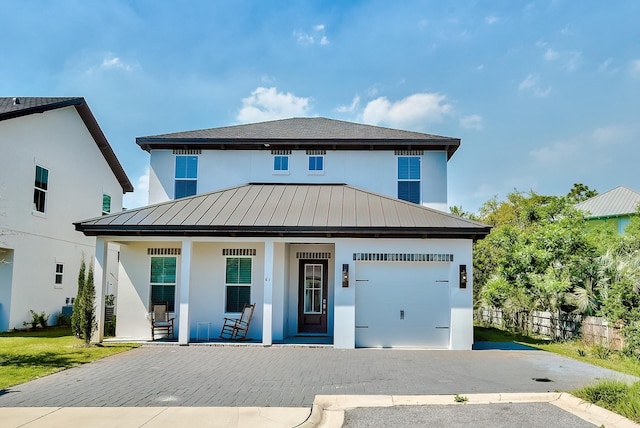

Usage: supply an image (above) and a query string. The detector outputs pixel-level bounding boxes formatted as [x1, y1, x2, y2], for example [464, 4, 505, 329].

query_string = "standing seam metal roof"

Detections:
[576, 186, 640, 218]
[74, 183, 491, 239]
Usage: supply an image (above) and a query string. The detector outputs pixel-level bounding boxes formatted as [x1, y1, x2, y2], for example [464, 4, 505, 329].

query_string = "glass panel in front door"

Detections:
[304, 264, 322, 314]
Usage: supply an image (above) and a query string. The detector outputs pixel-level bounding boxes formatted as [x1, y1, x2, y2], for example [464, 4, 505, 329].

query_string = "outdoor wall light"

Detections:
[459, 264, 467, 289]
[342, 264, 349, 287]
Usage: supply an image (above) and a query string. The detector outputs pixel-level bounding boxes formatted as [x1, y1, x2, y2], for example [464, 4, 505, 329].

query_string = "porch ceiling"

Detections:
[74, 183, 491, 240]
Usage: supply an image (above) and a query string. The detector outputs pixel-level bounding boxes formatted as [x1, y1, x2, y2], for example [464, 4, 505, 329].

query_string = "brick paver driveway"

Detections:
[0, 345, 635, 407]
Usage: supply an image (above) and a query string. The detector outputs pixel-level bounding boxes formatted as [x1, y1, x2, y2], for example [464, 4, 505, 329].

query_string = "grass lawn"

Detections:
[0, 327, 138, 390]
[475, 325, 640, 422]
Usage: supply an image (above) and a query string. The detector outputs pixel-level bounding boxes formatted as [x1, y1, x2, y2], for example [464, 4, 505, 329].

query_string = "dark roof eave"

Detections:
[136, 138, 460, 159]
[0, 98, 83, 121]
[74, 224, 491, 240]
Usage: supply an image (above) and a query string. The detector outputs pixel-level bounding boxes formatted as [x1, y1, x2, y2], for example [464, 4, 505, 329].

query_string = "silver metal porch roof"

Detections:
[75, 184, 490, 240]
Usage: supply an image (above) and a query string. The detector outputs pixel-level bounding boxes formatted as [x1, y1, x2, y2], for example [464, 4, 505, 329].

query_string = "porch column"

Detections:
[262, 239, 274, 346]
[178, 239, 192, 345]
[91, 237, 108, 343]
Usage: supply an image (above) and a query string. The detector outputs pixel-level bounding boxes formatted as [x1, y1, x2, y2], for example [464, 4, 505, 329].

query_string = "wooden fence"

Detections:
[476, 307, 624, 350]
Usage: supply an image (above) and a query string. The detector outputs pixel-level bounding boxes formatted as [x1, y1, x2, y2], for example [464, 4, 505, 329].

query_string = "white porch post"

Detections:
[91, 237, 108, 343]
[262, 239, 274, 346]
[178, 239, 192, 345]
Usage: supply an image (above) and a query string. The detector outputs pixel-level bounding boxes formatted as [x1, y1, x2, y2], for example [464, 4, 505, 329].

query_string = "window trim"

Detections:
[174, 155, 198, 199]
[397, 156, 421, 204]
[224, 256, 252, 313]
[273, 155, 290, 175]
[307, 155, 324, 175]
[54, 262, 64, 288]
[102, 193, 112, 216]
[149, 256, 177, 312]
[33, 164, 49, 214]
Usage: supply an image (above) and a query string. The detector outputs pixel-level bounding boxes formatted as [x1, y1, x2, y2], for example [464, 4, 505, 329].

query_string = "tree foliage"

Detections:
[71, 256, 97, 344]
[472, 183, 640, 356]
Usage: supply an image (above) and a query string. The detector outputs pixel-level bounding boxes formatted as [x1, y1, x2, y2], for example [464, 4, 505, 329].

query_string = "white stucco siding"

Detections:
[148, 149, 448, 209]
[0, 106, 125, 331]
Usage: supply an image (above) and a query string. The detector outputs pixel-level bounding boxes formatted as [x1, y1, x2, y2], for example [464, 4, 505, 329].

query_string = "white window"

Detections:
[34, 165, 48, 213]
[308, 155, 324, 173]
[54, 263, 64, 288]
[175, 155, 198, 199]
[102, 193, 111, 215]
[150, 257, 177, 311]
[273, 155, 289, 173]
[397, 156, 421, 204]
[225, 257, 252, 313]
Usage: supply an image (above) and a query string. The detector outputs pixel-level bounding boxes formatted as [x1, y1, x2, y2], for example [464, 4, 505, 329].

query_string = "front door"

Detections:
[298, 259, 328, 334]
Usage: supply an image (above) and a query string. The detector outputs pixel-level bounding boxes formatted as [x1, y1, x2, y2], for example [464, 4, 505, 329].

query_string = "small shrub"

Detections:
[577, 348, 586, 357]
[23, 310, 48, 329]
[454, 394, 468, 403]
[592, 344, 612, 360]
[577, 380, 628, 406]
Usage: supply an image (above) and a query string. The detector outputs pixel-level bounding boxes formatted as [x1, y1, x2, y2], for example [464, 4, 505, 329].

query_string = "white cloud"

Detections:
[530, 125, 636, 168]
[87, 54, 133, 74]
[362, 93, 453, 129]
[518, 74, 551, 97]
[598, 58, 618, 74]
[294, 24, 330, 46]
[123, 167, 149, 209]
[237, 87, 312, 123]
[630, 59, 640, 79]
[485, 15, 499, 25]
[336, 95, 360, 114]
[459, 114, 483, 130]
[544, 48, 559, 61]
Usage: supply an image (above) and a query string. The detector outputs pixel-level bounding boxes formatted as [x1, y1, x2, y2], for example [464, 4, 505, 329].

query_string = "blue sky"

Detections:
[2, 1, 639, 212]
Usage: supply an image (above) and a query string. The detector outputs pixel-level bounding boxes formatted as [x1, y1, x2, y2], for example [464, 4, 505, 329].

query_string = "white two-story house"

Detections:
[75, 117, 489, 349]
[0, 97, 133, 331]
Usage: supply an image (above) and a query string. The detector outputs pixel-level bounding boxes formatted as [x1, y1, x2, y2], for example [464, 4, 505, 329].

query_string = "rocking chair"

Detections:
[150, 303, 174, 340]
[220, 303, 255, 340]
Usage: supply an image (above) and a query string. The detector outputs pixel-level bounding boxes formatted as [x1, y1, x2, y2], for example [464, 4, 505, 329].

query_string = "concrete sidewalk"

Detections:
[1, 393, 638, 428]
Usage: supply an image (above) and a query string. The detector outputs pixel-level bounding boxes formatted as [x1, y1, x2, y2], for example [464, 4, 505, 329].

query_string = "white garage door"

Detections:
[355, 262, 451, 349]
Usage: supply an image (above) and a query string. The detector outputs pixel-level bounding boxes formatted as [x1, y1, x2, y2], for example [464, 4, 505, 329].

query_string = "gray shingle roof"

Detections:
[136, 117, 461, 159]
[75, 183, 490, 239]
[576, 186, 640, 218]
[0, 97, 133, 193]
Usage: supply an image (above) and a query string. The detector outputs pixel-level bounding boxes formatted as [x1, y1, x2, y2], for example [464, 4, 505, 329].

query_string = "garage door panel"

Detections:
[355, 263, 451, 349]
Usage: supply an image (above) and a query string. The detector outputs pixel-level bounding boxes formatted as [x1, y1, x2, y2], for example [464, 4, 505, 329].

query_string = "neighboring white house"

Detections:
[75, 118, 490, 349]
[0, 97, 133, 331]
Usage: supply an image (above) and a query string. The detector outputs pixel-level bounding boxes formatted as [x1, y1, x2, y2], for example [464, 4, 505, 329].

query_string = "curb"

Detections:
[299, 393, 640, 428]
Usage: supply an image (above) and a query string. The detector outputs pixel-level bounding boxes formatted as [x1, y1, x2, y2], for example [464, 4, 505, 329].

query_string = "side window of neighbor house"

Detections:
[102, 193, 111, 215]
[150, 257, 176, 312]
[225, 257, 252, 313]
[174, 155, 198, 199]
[397, 156, 421, 204]
[33, 165, 48, 213]
[54, 263, 64, 288]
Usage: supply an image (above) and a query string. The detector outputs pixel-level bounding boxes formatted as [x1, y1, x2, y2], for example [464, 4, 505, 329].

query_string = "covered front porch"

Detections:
[91, 236, 347, 347]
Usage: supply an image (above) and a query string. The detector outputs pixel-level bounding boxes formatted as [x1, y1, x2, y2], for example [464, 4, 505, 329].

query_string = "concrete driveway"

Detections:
[0, 344, 635, 408]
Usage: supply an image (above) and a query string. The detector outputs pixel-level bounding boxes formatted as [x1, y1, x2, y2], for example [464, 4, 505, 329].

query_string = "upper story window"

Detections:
[102, 194, 111, 215]
[307, 150, 326, 174]
[273, 155, 289, 173]
[33, 165, 48, 213]
[175, 155, 198, 199]
[397, 156, 421, 204]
